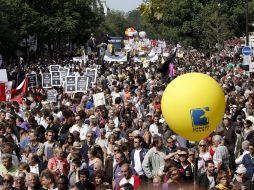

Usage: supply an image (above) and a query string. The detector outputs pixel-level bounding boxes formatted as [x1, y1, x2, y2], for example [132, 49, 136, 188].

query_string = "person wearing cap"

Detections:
[113, 128, 123, 145]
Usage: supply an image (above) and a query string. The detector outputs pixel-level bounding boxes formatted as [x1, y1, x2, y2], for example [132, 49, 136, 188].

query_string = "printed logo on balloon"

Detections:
[191, 107, 209, 133]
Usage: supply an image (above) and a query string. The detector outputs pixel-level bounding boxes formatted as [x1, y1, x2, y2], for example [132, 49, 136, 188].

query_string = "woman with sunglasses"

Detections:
[198, 140, 212, 175]
[62, 133, 74, 155]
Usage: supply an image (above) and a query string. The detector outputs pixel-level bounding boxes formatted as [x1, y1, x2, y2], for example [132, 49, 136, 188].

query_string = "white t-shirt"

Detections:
[207, 175, 215, 189]
[134, 149, 143, 175]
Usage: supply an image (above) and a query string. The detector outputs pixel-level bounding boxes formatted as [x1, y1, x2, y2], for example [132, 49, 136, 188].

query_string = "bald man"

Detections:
[118, 164, 141, 190]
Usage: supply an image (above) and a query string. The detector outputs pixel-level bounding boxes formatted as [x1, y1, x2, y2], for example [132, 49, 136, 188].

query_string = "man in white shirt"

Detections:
[105, 119, 115, 139]
[130, 136, 148, 180]
[149, 115, 160, 136]
[69, 115, 88, 134]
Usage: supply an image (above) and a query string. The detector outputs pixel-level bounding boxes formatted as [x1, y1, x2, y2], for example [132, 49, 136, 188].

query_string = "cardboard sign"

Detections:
[26, 74, 37, 87]
[59, 67, 69, 82]
[47, 89, 58, 102]
[0, 69, 8, 83]
[50, 65, 60, 72]
[93, 92, 106, 107]
[85, 68, 97, 83]
[42, 73, 52, 88]
[51, 71, 61, 86]
[76, 76, 89, 92]
[66, 76, 76, 93]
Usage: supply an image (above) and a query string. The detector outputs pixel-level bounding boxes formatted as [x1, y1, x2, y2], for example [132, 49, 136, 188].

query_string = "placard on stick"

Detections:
[85, 68, 97, 83]
[47, 89, 58, 102]
[76, 76, 89, 92]
[42, 73, 52, 88]
[51, 71, 61, 86]
[50, 65, 60, 72]
[66, 76, 76, 93]
[26, 74, 37, 88]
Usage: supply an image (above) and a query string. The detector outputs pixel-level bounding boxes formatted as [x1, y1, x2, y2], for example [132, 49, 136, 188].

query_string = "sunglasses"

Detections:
[114, 149, 120, 152]
[179, 154, 187, 157]
[199, 144, 206, 147]
[3, 179, 11, 183]
[167, 141, 174, 144]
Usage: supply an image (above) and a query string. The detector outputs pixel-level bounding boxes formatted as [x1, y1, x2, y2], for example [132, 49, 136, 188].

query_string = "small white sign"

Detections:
[93, 92, 106, 107]
[243, 55, 251, 65]
[0, 69, 8, 83]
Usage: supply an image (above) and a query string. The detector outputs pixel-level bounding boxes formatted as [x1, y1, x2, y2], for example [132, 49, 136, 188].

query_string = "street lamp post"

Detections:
[245, 0, 249, 46]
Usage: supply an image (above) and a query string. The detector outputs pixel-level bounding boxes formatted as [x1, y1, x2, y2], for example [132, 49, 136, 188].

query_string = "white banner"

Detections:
[133, 54, 158, 63]
[104, 54, 127, 62]
[73, 54, 88, 63]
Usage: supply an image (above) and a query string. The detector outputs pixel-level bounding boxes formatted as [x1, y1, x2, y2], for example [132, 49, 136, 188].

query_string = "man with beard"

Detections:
[197, 160, 216, 190]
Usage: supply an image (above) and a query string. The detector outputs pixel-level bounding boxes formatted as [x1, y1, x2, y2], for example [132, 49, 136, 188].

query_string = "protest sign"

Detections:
[47, 89, 57, 102]
[42, 73, 52, 88]
[85, 68, 97, 83]
[5, 81, 12, 101]
[0, 69, 8, 83]
[51, 71, 61, 86]
[76, 76, 89, 92]
[93, 92, 106, 107]
[26, 74, 37, 88]
[59, 67, 69, 82]
[66, 76, 76, 93]
[50, 65, 60, 72]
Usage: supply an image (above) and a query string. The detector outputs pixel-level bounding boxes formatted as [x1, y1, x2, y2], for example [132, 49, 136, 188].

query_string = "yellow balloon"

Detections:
[161, 73, 225, 141]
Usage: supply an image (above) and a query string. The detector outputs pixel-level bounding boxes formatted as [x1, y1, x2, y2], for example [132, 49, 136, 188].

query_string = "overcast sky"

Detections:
[105, 0, 143, 12]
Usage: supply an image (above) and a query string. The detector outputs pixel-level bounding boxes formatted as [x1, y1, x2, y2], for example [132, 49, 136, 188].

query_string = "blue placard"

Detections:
[242, 46, 252, 56]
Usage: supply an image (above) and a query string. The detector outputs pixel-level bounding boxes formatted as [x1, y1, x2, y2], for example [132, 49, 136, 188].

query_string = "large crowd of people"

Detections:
[0, 38, 254, 190]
